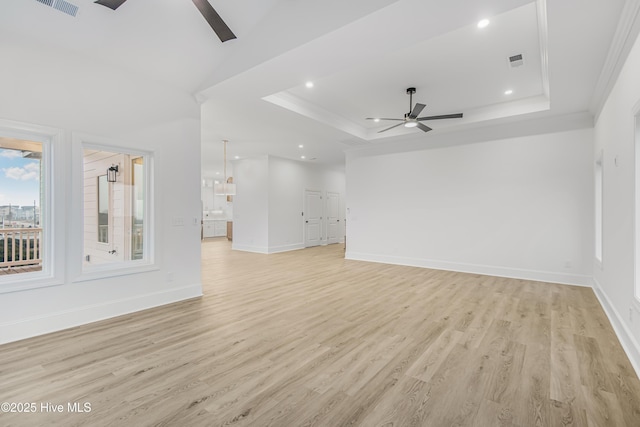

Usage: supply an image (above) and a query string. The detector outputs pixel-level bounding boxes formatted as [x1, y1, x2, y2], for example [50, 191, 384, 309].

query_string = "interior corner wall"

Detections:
[346, 127, 594, 286]
[0, 35, 203, 344]
[593, 29, 640, 374]
[268, 156, 345, 253]
[232, 155, 346, 254]
[232, 156, 270, 253]
[267, 156, 307, 253]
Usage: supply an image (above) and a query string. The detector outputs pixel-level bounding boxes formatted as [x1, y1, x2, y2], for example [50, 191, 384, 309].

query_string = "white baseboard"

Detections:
[232, 243, 306, 254]
[231, 244, 269, 254]
[0, 283, 203, 345]
[267, 243, 305, 254]
[592, 278, 640, 378]
[345, 251, 593, 287]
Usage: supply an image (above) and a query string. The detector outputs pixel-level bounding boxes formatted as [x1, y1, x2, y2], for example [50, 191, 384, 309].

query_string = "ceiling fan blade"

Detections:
[366, 118, 404, 121]
[378, 123, 404, 133]
[409, 103, 426, 119]
[192, 0, 237, 42]
[418, 113, 464, 121]
[94, 0, 127, 10]
[416, 123, 432, 133]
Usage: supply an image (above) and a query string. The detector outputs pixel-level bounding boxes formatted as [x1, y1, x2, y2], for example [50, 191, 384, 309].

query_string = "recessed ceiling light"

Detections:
[477, 19, 490, 29]
[305, 81, 314, 88]
[298, 144, 304, 148]
[374, 118, 380, 122]
[234, 156, 239, 159]
[215, 171, 220, 175]
[301, 155, 306, 159]
[504, 89, 513, 95]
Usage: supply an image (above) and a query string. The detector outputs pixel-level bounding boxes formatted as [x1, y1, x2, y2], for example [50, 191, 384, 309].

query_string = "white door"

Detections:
[326, 191, 340, 244]
[304, 190, 322, 247]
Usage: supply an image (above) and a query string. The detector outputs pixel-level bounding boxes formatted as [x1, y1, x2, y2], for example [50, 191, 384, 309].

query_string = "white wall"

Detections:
[346, 128, 594, 286]
[268, 156, 345, 252]
[593, 29, 640, 373]
[232, 156, 270, 252]
[267, 157, 306, 252]
[233, 155, 345, 253]
[0, 33, 202, 343]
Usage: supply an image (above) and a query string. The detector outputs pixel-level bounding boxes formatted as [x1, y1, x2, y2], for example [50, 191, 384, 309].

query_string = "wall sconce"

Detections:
[107, 165, 119, 183]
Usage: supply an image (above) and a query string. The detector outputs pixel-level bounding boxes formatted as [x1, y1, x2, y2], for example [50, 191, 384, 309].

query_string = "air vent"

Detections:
[508, 54, 524, 68]
[35, 0, 79, 17]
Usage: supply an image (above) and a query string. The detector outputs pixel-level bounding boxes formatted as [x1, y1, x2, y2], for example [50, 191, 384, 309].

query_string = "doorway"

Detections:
[304, 189, 343, 248]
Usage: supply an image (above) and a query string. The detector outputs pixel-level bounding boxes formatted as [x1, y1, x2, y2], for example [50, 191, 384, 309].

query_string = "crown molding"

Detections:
[537, 0, 550, 99]
[590, 0, 640, 121]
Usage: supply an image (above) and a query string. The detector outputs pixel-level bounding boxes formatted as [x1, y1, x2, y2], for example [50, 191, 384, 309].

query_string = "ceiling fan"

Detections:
[94, 0, 236, 42]
[367, 88, 463, 133]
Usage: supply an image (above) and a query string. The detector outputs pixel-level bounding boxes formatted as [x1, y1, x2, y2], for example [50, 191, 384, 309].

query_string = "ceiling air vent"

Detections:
[35, 0, 79, 17]
[508, 54, 524, 68]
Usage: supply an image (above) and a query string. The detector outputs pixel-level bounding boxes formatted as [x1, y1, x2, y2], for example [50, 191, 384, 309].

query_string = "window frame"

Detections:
[0, 119, 63, 293]
[634, 103, 640, 307]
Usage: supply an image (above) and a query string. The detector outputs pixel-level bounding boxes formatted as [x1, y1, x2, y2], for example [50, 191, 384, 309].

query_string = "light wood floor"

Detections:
[1, 239, 639, 426]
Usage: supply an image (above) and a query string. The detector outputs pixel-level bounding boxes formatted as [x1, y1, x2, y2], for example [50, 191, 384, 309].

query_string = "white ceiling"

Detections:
[281, 3, 545, 131]
[0, 0, 629, 178]
[198, 0, 626, 177]
[0, 0, 282, 93]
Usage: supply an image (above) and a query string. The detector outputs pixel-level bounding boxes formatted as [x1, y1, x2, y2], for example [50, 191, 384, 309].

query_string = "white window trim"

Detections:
[0, 119, 64, 294]
[634, 99, 640, 307]
[70, 133, 156, 283]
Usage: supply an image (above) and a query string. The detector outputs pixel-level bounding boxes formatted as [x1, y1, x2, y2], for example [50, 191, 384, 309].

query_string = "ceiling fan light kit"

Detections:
[367, 87, 463, 133]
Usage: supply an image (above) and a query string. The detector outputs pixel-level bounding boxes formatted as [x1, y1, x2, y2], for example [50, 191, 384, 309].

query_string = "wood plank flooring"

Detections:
[1, 238, 639, 426]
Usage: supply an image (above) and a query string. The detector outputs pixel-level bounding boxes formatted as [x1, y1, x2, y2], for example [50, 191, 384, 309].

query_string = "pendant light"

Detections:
[215, 140, 236, 196]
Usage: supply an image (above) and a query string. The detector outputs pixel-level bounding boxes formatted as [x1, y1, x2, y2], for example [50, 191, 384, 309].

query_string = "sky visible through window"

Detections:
[0, 148, 40, 208]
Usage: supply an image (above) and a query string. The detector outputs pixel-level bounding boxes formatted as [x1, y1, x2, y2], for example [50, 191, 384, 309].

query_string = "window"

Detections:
[82, 146, 151, 271]
[0, 137, 45, 278]
[595, 150, 603, 265]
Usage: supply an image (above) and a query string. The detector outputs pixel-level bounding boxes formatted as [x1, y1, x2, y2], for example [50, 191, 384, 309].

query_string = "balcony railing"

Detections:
[0, 228, 43, 269]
